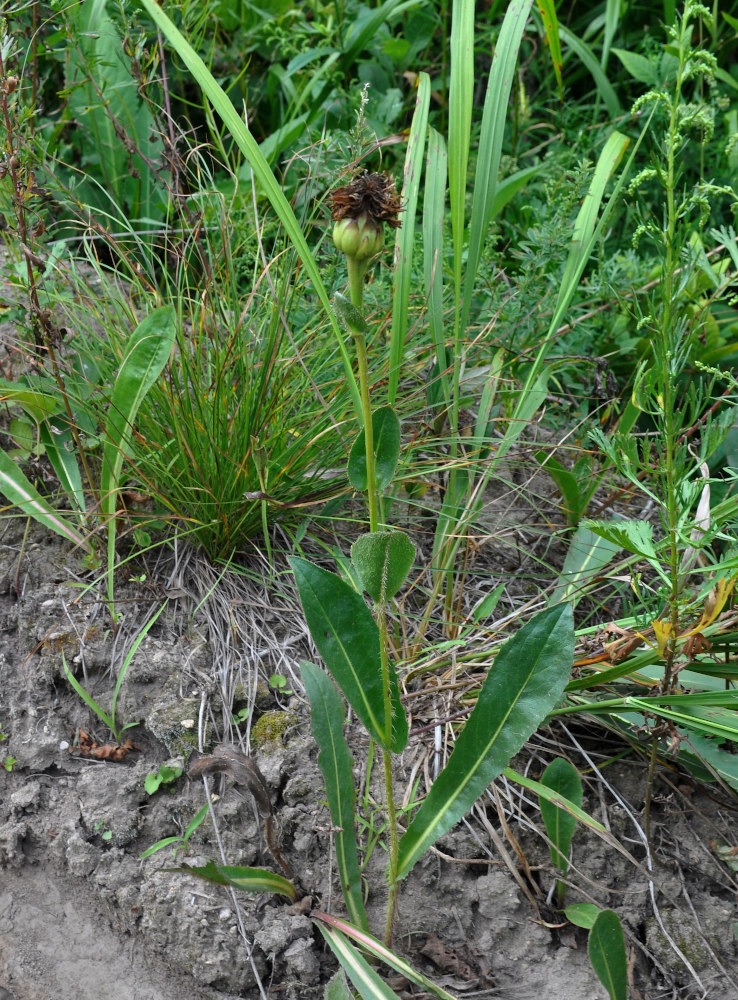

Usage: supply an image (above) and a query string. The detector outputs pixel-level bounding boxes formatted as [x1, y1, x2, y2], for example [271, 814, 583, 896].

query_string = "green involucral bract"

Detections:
[333, 213, 384, 261]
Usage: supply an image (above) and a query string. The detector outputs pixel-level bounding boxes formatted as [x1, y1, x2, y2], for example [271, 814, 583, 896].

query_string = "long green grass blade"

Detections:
[461, 0, 535, 333]
[302, 661, 369, 931]
[559, 25, 622, 119]
[136, 0, 362, 419]
[0, 449, 91, 552]
[102, 306, 176, 607]
[388, 71, 430, 404]
[536, 0, 562, 95]
[397, 604, 574, 879]
[448, 0, 474, 302]
[62, 651, 114, 732]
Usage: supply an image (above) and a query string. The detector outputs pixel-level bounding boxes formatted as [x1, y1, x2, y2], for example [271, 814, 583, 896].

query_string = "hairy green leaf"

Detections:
[290, 558, 406, 752]
[351, 531, 415, 603]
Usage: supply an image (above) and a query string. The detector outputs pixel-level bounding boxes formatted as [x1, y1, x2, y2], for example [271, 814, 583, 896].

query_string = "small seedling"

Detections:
[269, 673, 292, 696]
[145, 763, 183, 795]
[1, 726, 16, 771]
[138, 800, 211, 861]
[93, 819, 113, 842]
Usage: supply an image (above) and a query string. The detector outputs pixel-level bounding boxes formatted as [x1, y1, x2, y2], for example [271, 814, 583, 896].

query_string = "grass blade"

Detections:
[448, 0, 474, 302]
[136, 0, 362, 419]
[559, 25, 622, 119]
[302, 661, 369, 932]
[397, 604, 574, 879]
[315, 924, 403, 1000]
[388, 71, 430, 404]
[536, 0, 563, 95]
[423, 127, 448, 411]
[102, 306, 176, 609]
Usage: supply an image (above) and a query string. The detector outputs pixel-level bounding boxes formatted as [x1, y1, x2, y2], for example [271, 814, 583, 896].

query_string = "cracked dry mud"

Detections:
[1, 521, 737, 1000]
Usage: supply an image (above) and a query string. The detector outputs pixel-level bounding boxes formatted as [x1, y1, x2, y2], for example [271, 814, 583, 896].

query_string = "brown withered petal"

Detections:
[330, 171, 402, 228]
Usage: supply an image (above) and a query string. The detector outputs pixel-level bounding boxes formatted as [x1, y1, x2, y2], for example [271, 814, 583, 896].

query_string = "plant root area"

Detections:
[1, 523, 737, 1000]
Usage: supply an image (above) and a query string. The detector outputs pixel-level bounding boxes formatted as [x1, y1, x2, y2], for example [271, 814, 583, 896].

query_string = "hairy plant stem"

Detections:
[346, 250, 399, 944]
[645, 9, 692, 848]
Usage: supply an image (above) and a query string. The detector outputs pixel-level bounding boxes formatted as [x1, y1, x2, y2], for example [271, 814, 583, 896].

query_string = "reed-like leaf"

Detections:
[102, 306, 176, 608]
[536, 0, 562, 95]
[461, 0, 535, 333]
[559, 25, 622, 119]
[397, 603, 574, 879]
[302, 661, 368, 931]
[388, 72, 430, 404]
[315, 924, 403, 1000]
[422, 127, 449, 411]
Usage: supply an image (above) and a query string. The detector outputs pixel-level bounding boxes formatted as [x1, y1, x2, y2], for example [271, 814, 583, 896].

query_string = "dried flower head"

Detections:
[330, 171, 402, 228]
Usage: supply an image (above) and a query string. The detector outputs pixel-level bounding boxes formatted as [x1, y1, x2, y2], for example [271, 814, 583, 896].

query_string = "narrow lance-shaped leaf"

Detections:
[290, 557, 406, 752]
[0, 449, 91, 553]
[539, 757, 582, 880]
[397, 603, 574, 880]
[165, 860, 296, 901]
[312, 912, 459, 1000]
[460, 0, 535, 333]
[388, 71, 430, 404]
[302, 661, 368, 931]
[315, 924, 404, 1000]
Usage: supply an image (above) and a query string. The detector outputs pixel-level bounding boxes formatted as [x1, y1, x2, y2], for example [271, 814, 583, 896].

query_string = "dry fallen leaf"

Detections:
[69, 728, 139, 761]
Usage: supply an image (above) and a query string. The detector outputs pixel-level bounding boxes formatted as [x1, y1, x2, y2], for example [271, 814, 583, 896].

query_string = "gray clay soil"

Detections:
[1, 518, 738, 1000]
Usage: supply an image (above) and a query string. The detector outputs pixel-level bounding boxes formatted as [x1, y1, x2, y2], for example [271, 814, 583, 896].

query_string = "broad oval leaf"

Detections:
[396, 603, 574, 880]
[348, 407, 401, 492]
[588, 909, 628, 1000]
[539, 757, 583, 873]
[351, 531, 415, 603]
[290, 557, 407, 752]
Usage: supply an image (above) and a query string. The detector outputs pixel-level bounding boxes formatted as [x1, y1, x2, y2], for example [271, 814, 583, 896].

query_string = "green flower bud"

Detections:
[333, 212, 384, 261]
